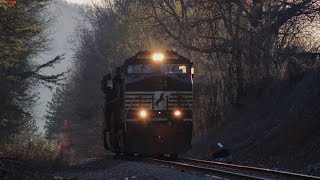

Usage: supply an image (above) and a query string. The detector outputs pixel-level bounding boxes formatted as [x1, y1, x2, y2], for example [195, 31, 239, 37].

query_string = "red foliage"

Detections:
[0, 0, 16, 7]
[9, 0, 16, 6]
[58, 119, 72, 155]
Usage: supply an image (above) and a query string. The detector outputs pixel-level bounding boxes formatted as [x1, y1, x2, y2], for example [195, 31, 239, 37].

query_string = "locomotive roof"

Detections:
[123, 50, 192, 65]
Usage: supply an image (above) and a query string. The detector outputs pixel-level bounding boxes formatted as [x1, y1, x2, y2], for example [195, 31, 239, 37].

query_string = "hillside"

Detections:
[189, 62, 320, 176]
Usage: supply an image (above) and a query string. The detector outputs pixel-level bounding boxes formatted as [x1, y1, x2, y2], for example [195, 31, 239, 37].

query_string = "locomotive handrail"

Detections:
[105, 98, 119, 105]
[124, 95, 146, 131]
[177, 95, 193, 111]
[125, 95, 193, 116]
[125, 96, 141, 116]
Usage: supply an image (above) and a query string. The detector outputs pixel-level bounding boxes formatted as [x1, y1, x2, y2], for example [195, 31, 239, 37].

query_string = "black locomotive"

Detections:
[101, 50, 194, 157]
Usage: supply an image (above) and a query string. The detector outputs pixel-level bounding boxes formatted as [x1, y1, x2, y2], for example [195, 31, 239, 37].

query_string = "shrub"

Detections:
[0, 135, 59, 161]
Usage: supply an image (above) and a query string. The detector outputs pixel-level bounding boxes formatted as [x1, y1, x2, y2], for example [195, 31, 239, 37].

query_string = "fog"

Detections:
[33, 0, 83, 133]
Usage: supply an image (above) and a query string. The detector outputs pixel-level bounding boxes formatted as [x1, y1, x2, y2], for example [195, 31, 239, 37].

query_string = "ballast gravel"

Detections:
[54, 156, 222, 180]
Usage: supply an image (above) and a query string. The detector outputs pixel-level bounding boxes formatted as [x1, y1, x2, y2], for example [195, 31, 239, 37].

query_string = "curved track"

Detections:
[147, 157, 320, 179]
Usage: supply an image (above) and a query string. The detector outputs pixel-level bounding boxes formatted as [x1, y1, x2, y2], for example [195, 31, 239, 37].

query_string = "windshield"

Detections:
[127, 64, 188, 74]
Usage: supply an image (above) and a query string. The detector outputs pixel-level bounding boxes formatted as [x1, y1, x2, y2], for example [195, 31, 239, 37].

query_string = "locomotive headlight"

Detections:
[174, 110, 182, 117]
[152, 53, 164, 62]
[139, 110, 148, 118]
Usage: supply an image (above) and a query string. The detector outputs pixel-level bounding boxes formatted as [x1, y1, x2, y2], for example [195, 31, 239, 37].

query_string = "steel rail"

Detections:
[145, 157, 320, 180]
[147, 158, 262, 179]
[181, 158, 320, 180]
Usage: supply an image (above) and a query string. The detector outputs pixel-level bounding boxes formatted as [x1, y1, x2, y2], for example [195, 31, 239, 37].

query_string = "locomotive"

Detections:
[101, 50, 194, 157]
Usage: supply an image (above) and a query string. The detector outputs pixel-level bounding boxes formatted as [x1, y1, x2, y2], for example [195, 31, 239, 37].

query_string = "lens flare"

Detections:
[152, 53, 164, 61]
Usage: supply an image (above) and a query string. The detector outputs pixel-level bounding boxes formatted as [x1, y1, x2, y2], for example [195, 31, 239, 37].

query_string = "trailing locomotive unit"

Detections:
[101, 50, 194, 156]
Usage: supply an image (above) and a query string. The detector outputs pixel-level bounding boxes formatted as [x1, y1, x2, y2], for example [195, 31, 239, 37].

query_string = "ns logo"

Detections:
[153, 92, 166, 110]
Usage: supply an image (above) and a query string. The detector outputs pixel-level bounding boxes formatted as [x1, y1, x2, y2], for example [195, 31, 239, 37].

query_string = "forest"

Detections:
[0, 0, 65, 158]
[1, 0, 320, 177]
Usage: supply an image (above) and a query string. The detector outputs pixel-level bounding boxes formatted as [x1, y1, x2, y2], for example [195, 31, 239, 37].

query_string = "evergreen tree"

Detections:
[45, 86, 68, 140]
[0, 0, 65, 141]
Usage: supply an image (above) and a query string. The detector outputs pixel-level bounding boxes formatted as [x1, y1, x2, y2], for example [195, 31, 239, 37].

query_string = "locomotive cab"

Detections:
[102, 50, 193, 156]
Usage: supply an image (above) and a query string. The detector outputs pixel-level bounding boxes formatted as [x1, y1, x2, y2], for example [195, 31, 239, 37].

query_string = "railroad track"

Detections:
[147, 157, 320, 179]
[0, 157, 51, 180]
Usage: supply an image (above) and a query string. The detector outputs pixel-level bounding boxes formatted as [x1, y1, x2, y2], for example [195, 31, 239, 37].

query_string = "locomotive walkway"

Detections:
[146, 157, 320, 179]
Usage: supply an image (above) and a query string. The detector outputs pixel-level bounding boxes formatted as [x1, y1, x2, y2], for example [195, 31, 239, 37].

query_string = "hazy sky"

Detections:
[65, 0, 102, 5]
[33, 0, 83, 133]
[65, 0, 87, 4]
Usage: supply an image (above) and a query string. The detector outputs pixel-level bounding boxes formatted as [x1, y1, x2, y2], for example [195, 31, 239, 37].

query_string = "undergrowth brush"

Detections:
[0, 135, 59, 161]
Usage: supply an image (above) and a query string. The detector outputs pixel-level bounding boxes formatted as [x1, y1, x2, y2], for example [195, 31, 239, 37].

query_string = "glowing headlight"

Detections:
[174, 110, 182, 117]
[139, 110, 147, 118]
[152, 53, 164, 61]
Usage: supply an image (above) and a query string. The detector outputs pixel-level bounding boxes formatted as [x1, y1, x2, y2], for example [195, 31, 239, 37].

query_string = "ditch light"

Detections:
[139, 110, 148, 119]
